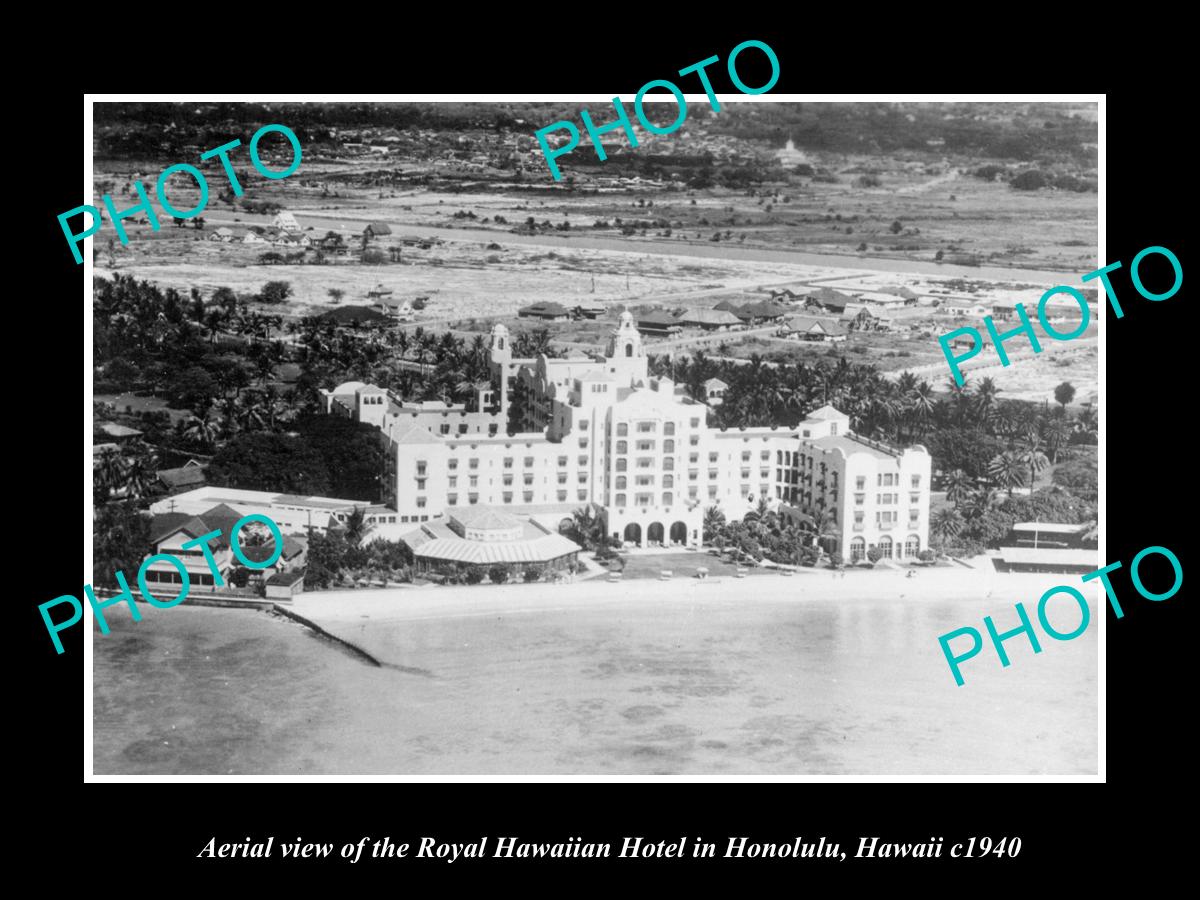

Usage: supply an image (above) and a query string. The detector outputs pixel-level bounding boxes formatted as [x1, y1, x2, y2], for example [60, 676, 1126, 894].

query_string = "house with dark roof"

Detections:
[518, 302, 572, 321]
[734, 300, 789, 323]
[156, 460, 207, 493]
[636, 311, 684, 337]
[678, 308, 742, 330]
[143, 504, 247, 594]
[796, 287, 855, 314]
[364, 222, 393, 239]
[95, 421, 143, 443]
[778, 315, 848, 342]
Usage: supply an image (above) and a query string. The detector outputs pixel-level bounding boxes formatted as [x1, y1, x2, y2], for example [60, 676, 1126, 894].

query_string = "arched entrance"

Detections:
[670, 521, 688, 545]
[623, 522, 642, 545]
[905, 534, 920, 558]
[647, 522, 665, 546]
[850, 537, 866, 562]
[878, 535, 893, 559]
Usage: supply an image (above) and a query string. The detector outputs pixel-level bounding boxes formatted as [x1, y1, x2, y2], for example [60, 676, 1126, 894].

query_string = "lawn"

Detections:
[608, 551, 784, 580]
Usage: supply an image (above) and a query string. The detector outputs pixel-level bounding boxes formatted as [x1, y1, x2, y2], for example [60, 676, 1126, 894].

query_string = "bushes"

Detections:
[489, 565, 509, 584]
[867, 546, 883, 563]
[463, 569, 484, 585]
[918, 549, 936, 562]
[523, 568, 541, 583]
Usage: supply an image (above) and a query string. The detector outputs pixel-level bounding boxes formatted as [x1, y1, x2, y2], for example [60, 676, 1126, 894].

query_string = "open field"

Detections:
[93, 567, 1097, 776]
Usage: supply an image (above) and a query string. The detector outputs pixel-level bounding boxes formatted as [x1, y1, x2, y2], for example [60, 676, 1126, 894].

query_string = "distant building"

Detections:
[272, 212, 302, 232]
[775, 137, 808, 167]
[364, 222, 393, 239]
[704, 377, 728, 406]
[779, 316, 848, 342]
[842, 305, 892, 332]
[678, 308, 742, 331]
[518, 302, 572, 321]
[939, 301, 988, 317]
[636, 311, 683, 337]
[795, 287, 855, 315]
[378, 299, 414, 321]
[156, 460, 207, 493]
[734, 300, 789, 324]
[95, 421, 143, 443]
[148, 486, 399, 532]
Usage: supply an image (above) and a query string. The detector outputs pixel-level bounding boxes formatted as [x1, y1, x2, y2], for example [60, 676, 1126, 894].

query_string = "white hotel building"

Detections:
[320, 313, 931, 562]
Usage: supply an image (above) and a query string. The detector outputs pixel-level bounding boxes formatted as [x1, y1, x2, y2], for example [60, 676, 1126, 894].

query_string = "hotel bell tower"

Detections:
[605, 311, 648, 388]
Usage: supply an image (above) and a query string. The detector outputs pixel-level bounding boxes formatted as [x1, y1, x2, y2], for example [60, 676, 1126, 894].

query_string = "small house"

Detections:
[779, 315, 848, 342]
[518, 302, 572, 321]
[364, 222, 393, 240]
[272, 211, 301, 232]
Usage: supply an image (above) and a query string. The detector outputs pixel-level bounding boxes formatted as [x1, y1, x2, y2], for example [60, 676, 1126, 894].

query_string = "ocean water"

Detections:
[92, 599, 1097, 776]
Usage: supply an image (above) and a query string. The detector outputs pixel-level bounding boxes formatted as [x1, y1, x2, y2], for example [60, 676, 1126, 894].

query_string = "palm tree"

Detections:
[944, 469, 974, 507]
[1044, 418, 1072, 464]
[1018, 433, 1050, 489]
[182, 413, 219, 450]
[930, 507, 965, 547]
[342, 507, 372, 546]
[123, 451, 156, 499]
[703, 505, 726, 546]
[95, 448, 126, 501]
[569, 504, 607, 551]
[988, 451, 1026, 496]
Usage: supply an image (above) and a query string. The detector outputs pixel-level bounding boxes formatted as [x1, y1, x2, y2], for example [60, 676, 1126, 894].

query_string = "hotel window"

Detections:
[741, 468, 750, 479]
[708, 485, 718, 498]
[579, 420, 588, 430]
[578, 455, 588, 466]
[636, 475, 654, 486]
[504, 457, 513, 468]
[664, 422, 675, 436]
[911, 475, 921, 488]
[440, 424, 450, 435]
[580, 438, 588, 449]
[578, 472, 588, 484]
[578, 490, 588, 501]
[458, 423, 468, 434]
[557, 490, 567, 502]
[910, 492, 920, 504]
[524, 491, 534, 502]
[855, 493, 864, 505]
[469, 493, 478, 504]
[469, 476, 479, 488]
[777, 450, 784, 464]
[636, 493, 653, 506]
[416, 498, 426, 508]
[740, 484, 750, 497]
[689, 435, 699, 446]
[663, 458, 675, 471]
[663, 492, 674, 506]
[663, 440, 674, 453]
[616, 458, 627, 472]
[401, 516, 409, 523]
[616, 441, 627, 454]
[616, 493, 627, 506]
[557, 473, 568, 484]
[760, 484, 769, 497]
[877, 511, 896, 525]
[708, 468, 718, 480]
[761, 450, 770, 461]
[689, 469, 699, 481]
[637, 440, 654, 451]
[617, 423, 628, 436]
[690, 418, 700, 428]
[524, 474, 534, 486]
[760, 468, 769, 479]
[854, 512, 864, 525]
[856, 476, 865, 489]
[469, 458, 479, 470]
[448, 476, 457, 488]
[709, 452, 719, 463]
[448, 459, 458, 470]
[416, 461, 427, 476]
[663, 475, 674, 488]
[488, 424, 498, 436]
[503, 475, 514, 487]
[616, 476, 627, 490]
[637, 422, 655, 433]
[416, 478, 426, 490]
[741, 451, 751, 462]
[447, 494, 458, 505]
[558, 456, 568, 467]
[689, 486, 698, 499]
[909, 509, 920, 524]
[637, 458, 654, 469]
[689, 453, 698, 464]
[503, 492, 513, 503]
[524, 457, 534, 467]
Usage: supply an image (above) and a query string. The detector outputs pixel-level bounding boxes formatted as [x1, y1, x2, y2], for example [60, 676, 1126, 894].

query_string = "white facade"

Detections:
[319, 313, 932, 557]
